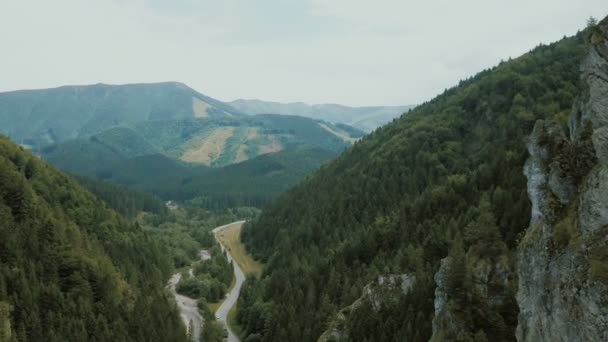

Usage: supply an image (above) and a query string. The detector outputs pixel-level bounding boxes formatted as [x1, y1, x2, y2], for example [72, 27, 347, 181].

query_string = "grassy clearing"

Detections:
[180, 127, 235, 164]
[318, 122, 359, 144]
[215, 222, 262, 277]
[234, 128, 259, 162]
[192, 97, 209, 118]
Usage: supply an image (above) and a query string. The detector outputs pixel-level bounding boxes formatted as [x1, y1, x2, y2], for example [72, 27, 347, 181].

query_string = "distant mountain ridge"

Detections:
[0, 82, 242, 149]
[229, 99, 413, 132]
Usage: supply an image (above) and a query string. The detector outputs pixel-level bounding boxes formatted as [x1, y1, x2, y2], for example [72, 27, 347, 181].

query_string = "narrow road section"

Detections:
[212, 221, 247, 342]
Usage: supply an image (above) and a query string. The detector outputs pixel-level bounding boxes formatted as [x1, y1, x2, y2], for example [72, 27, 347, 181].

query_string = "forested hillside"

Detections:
[0, 135, 186, 341]
[238, 31, 587, 341]
[48, 145, 336, 209]
[74, 175, 169, 218]
[0, 82, 241, 150]
[42, 114, 360, 172]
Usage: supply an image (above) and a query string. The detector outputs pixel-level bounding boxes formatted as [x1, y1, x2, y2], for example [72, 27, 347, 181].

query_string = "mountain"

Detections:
[41, 114, 362, 171]
[236, 24, 592, 342]
[174, 147, 337, 208]
[0, 82, 242, 149]
[85, 147, 336, 209]
[0, 134, 185, 341]
[228, 99, 413, 132]
[516, 17, 608, 341]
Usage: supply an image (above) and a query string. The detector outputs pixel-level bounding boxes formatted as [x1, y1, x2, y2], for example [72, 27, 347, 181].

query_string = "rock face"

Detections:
[431, 252, 517, 341]
[317, 274, 415, 342]
[517, 16, 608, 342]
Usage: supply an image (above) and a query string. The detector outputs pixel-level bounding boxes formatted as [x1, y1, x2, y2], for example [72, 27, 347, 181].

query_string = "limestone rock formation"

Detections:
[517, 15, 608, 342]
[431, 252, 517, 341]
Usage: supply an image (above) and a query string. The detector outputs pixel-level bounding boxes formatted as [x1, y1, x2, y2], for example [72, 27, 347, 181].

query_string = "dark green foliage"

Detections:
[94, 154, 200, 193]
[238, 33, 586, 341]
[42, 114, 359, 174]
[141, 206, 259, 268]
[176, 246, 234, 302]
[0, 135, 187, 341]
[181, 148, 337, 209]
[41, 127, 166, 174]
[71, 148, 335, 210]
[201, 321, 227, 342]
[74, 175, 168, 218]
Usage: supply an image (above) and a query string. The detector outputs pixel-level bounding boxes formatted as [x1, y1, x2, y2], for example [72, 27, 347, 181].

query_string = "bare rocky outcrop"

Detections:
[517, 15, 608, 342]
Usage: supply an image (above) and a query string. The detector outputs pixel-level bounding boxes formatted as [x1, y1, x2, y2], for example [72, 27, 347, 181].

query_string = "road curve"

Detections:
[213, 221, 247, 342]
[167, 272, 204, 342]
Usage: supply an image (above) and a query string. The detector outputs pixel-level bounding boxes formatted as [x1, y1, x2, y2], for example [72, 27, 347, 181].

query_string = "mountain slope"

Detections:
[237, 31, 588, 341]
[87, 147, 336, 209]
[0, 82, 242, 149]
[516, 16, 608, 341]
[0, 134, 186, 341]
[42, 114, 362, 172]
[229, 99, 412, 132]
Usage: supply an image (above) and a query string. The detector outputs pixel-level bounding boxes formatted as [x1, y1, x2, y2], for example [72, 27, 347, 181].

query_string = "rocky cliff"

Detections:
[517, 16, 608, 341]
[431, 245, 517, 341]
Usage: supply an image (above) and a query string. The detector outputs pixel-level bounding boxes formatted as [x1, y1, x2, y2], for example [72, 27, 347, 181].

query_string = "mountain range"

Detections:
[0, 82, 241, 150]
[229, 99, 412, 132]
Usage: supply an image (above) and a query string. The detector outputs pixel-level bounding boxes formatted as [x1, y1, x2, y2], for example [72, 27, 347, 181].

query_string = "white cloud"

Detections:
[0, 0, 606, 106]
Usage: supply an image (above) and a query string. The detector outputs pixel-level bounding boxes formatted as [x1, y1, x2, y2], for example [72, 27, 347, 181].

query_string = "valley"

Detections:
[1, 4, 608, 342]
[168, 221, 249, 342]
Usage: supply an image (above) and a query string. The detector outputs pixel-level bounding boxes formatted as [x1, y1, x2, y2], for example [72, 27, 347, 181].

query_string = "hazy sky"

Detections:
[0, 1, 606, 106]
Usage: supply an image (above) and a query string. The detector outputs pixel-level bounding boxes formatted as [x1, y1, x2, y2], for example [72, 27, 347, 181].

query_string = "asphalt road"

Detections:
[212, 221, 246, 342]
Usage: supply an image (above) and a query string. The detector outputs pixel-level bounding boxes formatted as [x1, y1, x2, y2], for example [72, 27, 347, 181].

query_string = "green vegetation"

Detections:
[228, 98, 412, 132]
[0, 82, 241, 149]
[237, 32, 587, 341]
[74, 175, 168, 218]
[176, 246, 234, 302]
[183, 148, 336, 209]
[140, 206, 259, 268]
[42, 114, 361, 173]
[62, 147, 335, 210]
[201, 320, 227, 342]
[0, 135, 186, 341]
[227, 302, 244, 340]
[38, 111, 358, 209]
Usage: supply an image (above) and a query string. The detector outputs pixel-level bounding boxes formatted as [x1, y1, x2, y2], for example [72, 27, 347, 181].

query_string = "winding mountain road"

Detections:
[212, 221, 247, 342]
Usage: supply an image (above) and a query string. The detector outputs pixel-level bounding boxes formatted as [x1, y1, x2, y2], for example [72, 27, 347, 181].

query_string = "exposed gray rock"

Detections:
[517, 15, 608, 342]
[431, 252, 516, 341]
[579, 166, 608, 238]
[433, 258, 448, 322]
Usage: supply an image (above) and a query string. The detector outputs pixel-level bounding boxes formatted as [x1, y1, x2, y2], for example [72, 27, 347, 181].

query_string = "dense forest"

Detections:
[74, 175, 169, 218]
[0, 135, 186, 341]
[176, 246, 234, 302]
[238, 31, 588, 341]
[85, 148, 336, 210]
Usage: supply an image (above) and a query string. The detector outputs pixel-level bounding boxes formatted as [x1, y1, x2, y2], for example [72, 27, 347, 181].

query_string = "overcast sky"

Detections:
[0, 1, 606, 106]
